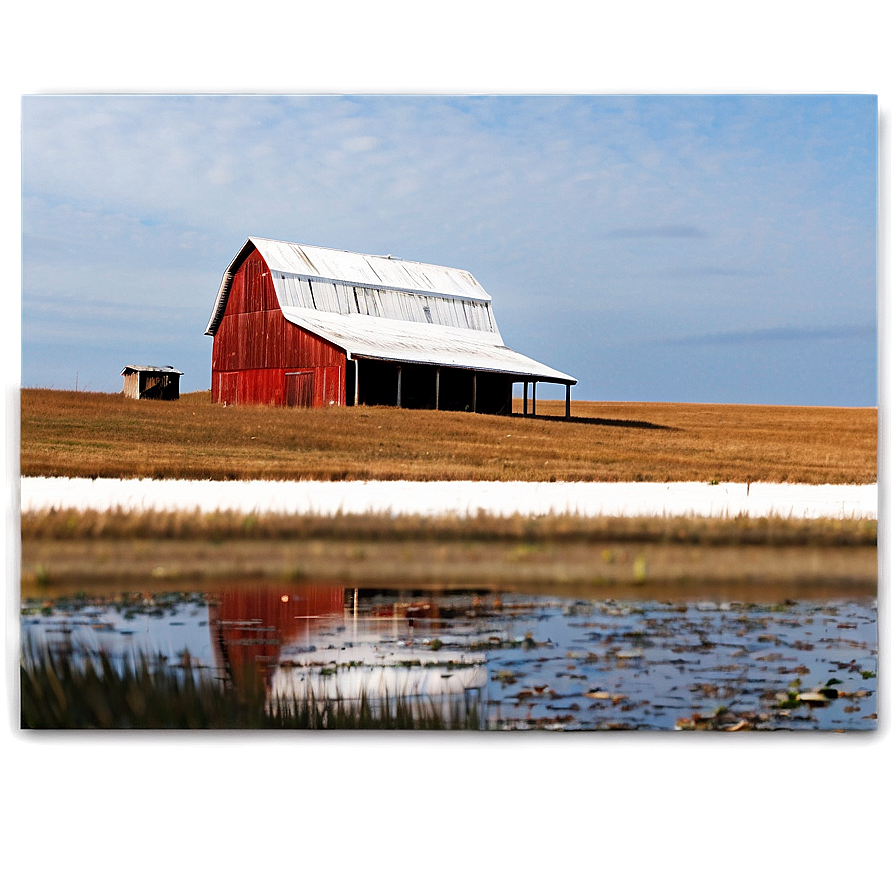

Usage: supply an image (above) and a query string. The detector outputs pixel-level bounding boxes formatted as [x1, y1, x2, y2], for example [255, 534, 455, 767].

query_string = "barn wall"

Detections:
[211, 248, 347, 406]
[215, 365, 344, 407]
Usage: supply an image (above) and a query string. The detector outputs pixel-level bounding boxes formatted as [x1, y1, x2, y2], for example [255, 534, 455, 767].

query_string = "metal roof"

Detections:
[206, 238, 576, 384]
[280, 306, 574, 382]
[120, 365, 183, 375]
[250, 237, 491, 301]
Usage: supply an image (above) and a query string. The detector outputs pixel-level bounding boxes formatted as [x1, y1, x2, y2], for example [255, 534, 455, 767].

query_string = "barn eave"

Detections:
[280, 306, 576, 385]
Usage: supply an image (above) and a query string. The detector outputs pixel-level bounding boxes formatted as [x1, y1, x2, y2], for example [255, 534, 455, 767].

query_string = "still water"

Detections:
[21, 584, 877, 730]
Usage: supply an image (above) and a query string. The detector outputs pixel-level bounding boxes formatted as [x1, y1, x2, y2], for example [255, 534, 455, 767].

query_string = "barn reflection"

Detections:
[207, 584, 488, 709]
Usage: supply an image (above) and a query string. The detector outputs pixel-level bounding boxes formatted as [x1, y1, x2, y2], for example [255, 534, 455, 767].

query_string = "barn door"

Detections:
[285, 371, 314, 407]
[218, 371, 240, 405]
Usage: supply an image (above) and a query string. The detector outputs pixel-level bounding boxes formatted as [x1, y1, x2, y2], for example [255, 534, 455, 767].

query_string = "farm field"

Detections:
[20, 389, 877, 484]
[20, 389, 877, 590]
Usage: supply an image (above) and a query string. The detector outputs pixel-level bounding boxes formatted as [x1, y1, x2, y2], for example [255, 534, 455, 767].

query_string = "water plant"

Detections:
[20, 639, 482, 730]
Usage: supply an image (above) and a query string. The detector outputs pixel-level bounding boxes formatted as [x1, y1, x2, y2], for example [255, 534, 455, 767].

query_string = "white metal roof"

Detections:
[280, 306, 574, 382]
[206, 238, 576, 384]
[250, 236, 491, 301]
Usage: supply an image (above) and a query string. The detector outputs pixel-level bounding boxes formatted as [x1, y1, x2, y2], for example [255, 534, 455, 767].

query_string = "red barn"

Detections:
[205, 237, 576, 415]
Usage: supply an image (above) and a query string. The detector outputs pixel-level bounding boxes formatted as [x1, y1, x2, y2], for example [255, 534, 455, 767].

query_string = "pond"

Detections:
[20, 583, 877, 731]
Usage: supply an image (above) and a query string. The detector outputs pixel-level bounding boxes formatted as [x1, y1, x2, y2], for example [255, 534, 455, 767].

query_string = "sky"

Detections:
[21, 93, 878, 406]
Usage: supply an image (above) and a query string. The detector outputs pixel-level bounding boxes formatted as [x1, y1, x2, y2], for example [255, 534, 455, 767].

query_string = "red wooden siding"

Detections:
[215, 365, 344, 407]
[211, 248, 347, 406]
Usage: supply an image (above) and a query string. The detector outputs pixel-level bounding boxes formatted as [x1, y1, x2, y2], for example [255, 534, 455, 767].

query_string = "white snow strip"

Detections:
[19, 477, 878, 520]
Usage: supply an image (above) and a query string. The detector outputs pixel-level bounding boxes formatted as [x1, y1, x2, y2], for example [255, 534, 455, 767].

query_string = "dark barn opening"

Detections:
[349, 359, 512, 414]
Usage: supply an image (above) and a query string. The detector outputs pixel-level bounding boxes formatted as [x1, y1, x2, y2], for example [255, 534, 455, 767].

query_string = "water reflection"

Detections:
[21, 584, 878, 730]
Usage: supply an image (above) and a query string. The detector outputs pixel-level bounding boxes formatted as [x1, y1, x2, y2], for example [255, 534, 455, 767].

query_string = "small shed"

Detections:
[120, 365, 183, 400]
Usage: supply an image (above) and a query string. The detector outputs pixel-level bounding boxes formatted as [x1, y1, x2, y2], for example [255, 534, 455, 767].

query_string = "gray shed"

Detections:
[121, 365, 183, 400]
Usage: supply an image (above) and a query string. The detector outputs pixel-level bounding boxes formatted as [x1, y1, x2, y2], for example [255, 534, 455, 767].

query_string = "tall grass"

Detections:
[21, 506, 878, 547]
[20, 389, 877, 484]
[20, 641, 482, 730]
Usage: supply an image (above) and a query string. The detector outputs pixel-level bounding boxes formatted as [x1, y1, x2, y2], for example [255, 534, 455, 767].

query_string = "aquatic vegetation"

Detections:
[20, 588, 877, 731]
[20, 640, 481, 730]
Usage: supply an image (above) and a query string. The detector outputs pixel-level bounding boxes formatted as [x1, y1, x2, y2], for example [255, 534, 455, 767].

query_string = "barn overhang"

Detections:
[278, 305, 575, 385]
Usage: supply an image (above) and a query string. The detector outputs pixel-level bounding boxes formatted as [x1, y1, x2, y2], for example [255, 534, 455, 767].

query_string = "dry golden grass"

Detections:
[20, 507, 878, 547]
[20, 388, 876, 484]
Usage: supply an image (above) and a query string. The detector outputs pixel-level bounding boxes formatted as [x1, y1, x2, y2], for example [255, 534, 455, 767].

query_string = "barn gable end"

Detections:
[210, 248, 346, 407]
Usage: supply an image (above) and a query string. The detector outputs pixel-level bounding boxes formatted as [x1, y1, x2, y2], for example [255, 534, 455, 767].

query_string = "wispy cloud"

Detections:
[660, 265, 763, 277]
[654, 324, 876, 347]
[603, 225, 708, 239]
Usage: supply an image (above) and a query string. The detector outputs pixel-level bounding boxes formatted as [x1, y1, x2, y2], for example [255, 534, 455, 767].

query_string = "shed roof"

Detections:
[206, 238, 576, 385]
[120, 365, 183, 376]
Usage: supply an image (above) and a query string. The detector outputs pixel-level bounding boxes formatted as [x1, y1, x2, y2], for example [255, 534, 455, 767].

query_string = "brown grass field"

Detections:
[20, 388, 877, 484]
[19, 390, 878, 590]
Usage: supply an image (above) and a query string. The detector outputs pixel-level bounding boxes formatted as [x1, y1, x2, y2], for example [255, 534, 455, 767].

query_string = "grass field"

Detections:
[20, 389, 877, 484]
[20, 389, 877, 589]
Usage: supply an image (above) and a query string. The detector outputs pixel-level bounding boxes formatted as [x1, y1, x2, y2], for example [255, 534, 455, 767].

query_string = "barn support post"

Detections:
[472, 373, 477, 413]
[532, 381, 537, 417]
[523, 381, 528, 416]
[435, 367, 440, 410]
[397, 364, 402, 408]
[354, 358, 360, 406]
[565, 383, 571, 419]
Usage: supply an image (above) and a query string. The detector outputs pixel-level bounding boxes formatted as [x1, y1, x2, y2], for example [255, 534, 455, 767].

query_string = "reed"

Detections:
[20, 639, 482, 730]
[21, 506, 878, 547]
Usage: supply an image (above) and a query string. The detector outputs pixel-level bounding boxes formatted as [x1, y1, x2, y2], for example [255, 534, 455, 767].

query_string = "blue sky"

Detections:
[21, 94, 878, 405]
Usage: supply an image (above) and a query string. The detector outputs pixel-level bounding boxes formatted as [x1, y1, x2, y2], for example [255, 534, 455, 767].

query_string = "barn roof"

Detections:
[278, 305, 573, 381]
[248, 236, 491, 302]
[206, 237, 576, 384]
